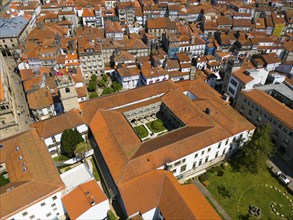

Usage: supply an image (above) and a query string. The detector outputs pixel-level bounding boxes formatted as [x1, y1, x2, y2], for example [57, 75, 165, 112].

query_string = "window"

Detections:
[174, 161, 181, 166]
[65, 88, 70, 93]
[264, 113, 267, 118]
[192, 162, 197, 169]
[46, 213, 51, 217]
[278, 124, 282, 129]
[222, 148, 226, 155]
[51, 203, 56, 207]
[30, 215, 35, 219]
[255, 107, 259, 112]
[225, 139, 229, 145]
[228, 87, 235, 95]
[194, 153, 198, 158]
[205, 156, 209, 163]
[256, 116, 261, 123]
[198, 159, 203, 166]
[208, 148, 211, 152]
[269, 116, 272, 121]
[248, 110, 252, 116]
[273, 120, 277, 125]
[41, 202, 46, 207]
[52, 196, 57, 200]
[244, 98, 247, 103]
[180, 164, 187, 173]
[215, 151, 219, 158]
[218, 142, 221, 149]
[52, 136, 56, 143]
[182, 158, 186, 163]
[171, 169, 176, 174]
[260, 110, 263, 115]
[201, 150, 205, 155]
[230, 78, 238, 87]
[289, 132, 293, 137]
[22, 212, 28, 216]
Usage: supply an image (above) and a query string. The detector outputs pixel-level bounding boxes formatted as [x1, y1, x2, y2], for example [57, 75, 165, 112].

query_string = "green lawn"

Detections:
[146, 119, 167, 133]
[53, 155, 69, 162]
[90, 158, 100, 181]
[134, 125, 149, 138]
[0, 173, 9, 186]
[206, 166, 293, 219]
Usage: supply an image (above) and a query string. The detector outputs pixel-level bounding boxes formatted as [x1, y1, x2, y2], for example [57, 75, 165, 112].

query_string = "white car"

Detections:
[277, 172, 291, 185]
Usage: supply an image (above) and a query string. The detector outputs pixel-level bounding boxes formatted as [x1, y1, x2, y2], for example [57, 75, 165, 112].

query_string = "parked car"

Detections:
[277, 172, 291, 185]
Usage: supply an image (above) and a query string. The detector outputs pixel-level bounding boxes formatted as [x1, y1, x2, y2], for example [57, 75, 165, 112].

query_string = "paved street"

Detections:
[5, 58, 32, 134]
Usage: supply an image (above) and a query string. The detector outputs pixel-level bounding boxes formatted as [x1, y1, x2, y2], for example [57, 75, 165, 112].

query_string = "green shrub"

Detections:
[87, 80, 96, 91]
[217, 170, 224, 176]
[151, 120, 164, 131]
[89, 92, 99, 99]
[97, 79, 105, 87]
[199, 173, 209, 183]
[102, 74, 109, 81]
[91, 74, 97, 82]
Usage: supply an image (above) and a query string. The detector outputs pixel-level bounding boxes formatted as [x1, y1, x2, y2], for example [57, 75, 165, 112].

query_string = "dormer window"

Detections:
[16, 147, 20, 151]
[22, 167, 27, 172]
[18, 156, 23, 160]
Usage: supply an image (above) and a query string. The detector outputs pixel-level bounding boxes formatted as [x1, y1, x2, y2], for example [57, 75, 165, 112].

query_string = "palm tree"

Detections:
[74, 142, 90, 162]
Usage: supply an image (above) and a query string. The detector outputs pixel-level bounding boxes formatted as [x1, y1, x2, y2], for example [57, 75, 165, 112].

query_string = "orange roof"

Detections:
[88, 79, 255, 185]
[232, 67, 254, 84]
[62, 180, 107, 219]
[0, 129, 65, 218]
[82, 9, 95, 17]
[119, 170, 221, 219]
[31, 109, 85, 139]
[241, 89, 293, 129]
[27, 88, 53, 110]
[62, 180, 107, 220]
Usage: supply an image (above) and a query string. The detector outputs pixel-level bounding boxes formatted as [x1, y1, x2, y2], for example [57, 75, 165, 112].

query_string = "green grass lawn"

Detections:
[0, 173, 9, 186]
[53, 155, 69, 162]
[206, 166, 293, 220]
[134, 125, 149, 138]
[146, 119, 167, 133]
[90, 158, 100, 181]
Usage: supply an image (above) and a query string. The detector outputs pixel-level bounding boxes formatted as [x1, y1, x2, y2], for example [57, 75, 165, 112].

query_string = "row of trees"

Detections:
[87, 74, 122, 99]
[60, 129, 90, 161]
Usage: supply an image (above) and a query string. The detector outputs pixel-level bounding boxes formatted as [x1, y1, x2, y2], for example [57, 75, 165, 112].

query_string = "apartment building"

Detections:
[78, 37, 105, 79]
[0, 16, 30, 56]
[236, 89, 293, 165]
[0, 129, 65, 220]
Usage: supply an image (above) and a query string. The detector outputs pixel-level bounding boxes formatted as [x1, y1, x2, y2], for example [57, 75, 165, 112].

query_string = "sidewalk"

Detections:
[193, 179, 232, 220]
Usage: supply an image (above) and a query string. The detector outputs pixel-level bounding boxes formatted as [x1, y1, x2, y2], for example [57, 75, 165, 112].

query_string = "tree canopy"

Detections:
[102, 87, 114, 95]
[91, 74, 97, 82]
[87, 80, 96, 92]
[112, 82, 122, 92]
[74, 142, 90, 162]
[237, 124, 273, 173]
[89, 92, 99, 99]
[60, 129, 84, 158]
[98, 79, 106, 87]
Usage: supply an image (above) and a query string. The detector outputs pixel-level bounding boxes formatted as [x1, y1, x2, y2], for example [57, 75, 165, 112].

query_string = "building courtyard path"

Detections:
[193, 179, 232, 220]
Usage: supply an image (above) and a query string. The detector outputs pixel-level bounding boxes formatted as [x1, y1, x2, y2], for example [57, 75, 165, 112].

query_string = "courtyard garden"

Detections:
[202, 164, 293, 219]
[146, 119, 167, 133]
[134, 125, 149, 139]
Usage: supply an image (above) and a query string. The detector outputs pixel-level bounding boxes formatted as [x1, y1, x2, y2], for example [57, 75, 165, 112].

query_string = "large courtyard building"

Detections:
[80, 79, 255, 219]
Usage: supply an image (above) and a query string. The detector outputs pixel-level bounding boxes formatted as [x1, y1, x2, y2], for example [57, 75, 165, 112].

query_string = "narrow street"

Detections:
[5, 58, 32, 133]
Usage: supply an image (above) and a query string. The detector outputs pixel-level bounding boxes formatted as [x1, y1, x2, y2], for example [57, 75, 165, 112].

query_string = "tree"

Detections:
[91, 74, 97, 82]
[87, 80, 96, 92]
[112, 82, 122, 92]
[102, 87, 114, 95]
[89, 92, 99, 99]
[74, 142, 90, 162]
[60, 129, 84, 158]
[102, 74, 109, 81]
[237, 124, 273, 174]
[97, 79, 106, 87]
